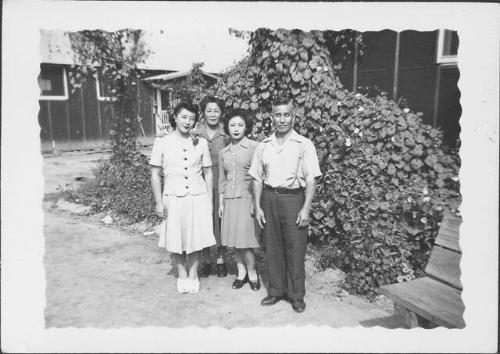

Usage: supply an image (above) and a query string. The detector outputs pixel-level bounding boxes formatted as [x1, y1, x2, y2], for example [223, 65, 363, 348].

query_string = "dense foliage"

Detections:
[200, 28, 461, 295]
[68, 153, 158, 223]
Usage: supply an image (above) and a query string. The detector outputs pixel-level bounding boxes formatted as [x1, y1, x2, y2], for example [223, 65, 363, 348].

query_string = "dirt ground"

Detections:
[42, 150, 406, 328]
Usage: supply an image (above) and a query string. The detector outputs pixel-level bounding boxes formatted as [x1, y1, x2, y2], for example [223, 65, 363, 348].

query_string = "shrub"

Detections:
[70, 152, 158, 223]
[200, 28, 461, 295]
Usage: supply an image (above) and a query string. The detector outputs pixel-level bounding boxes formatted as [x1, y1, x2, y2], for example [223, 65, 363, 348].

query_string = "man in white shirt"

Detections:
[249, 97, 322, 313]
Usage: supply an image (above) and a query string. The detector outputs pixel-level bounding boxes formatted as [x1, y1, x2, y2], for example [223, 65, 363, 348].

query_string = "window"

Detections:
[437, 29, 458, 65]
[160, 89, 171, 111]
[38, 64, 68, 100]
[96, 75, 117, 101]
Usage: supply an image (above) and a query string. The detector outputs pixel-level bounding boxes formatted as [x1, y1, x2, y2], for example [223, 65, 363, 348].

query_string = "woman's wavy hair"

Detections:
[169, 101, 200, 129]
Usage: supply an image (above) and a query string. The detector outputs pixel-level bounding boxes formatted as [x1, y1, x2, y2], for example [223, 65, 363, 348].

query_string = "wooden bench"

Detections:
[380, 214, 465, 328]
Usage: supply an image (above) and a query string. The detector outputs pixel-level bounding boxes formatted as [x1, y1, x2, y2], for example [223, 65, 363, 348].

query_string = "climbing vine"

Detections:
[203, 28, 461, 295]
[68, 29, 151, 161]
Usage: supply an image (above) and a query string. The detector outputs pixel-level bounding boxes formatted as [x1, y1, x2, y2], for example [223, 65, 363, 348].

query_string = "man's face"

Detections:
[272, 103, 294, 135]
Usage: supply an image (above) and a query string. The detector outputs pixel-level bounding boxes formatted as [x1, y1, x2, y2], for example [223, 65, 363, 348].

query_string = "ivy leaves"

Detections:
[201, 28, 461, 296]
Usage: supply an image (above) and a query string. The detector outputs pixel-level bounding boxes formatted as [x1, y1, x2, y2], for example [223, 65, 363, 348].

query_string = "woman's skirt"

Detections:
[159, 193, 216, 254]
[221, 197, 260, 248]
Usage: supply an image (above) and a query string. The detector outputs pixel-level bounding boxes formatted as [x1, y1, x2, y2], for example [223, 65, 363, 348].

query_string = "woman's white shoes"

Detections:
[177, 278, 189, 293]
[177, 278, 200, 294]
[187, 278, 200, 293]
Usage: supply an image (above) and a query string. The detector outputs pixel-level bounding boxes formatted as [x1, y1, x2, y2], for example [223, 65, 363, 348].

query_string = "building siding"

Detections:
[334, 29, 460, 147]
[39, 31, 460, 151]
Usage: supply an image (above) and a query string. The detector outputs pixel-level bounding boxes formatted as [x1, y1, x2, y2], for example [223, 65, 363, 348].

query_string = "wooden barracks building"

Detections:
[38, 29, 459, 152]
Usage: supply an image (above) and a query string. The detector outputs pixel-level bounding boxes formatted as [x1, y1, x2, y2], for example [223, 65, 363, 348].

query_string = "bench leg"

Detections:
[418, 317, 439, 329]
[394, 304, 420, 328]
[395, 304, 438, 329]
[403, 308, 419, 328]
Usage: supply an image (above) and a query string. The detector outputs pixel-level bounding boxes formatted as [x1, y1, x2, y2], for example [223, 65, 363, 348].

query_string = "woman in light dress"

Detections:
[150, 101, 216, 294]
[218, 109, 261, 290]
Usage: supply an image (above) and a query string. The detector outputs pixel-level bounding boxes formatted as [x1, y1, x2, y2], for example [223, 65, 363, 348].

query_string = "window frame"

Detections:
[436, 29, 458, 66]
[95, 75, 117, 102]
[39, 66, 69, 101]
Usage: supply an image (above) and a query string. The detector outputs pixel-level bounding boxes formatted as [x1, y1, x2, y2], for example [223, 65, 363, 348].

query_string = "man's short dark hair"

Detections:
[271, 96, 293, 107]
[169, 101, 199, 129]
[223, 108, 253, 135]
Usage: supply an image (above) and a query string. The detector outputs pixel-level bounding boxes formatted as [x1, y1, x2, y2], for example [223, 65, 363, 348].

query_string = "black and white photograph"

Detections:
[2, 1, 498, 352]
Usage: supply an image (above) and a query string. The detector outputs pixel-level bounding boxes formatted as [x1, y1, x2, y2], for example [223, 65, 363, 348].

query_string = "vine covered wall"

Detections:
[202, 28, 461, 295]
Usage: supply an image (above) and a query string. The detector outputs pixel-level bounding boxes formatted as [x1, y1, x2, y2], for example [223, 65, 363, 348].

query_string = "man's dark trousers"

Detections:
[261, 188, 307, 301]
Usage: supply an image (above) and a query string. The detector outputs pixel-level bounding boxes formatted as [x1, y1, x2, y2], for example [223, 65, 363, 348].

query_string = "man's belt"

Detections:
[264, 185, 303, 194]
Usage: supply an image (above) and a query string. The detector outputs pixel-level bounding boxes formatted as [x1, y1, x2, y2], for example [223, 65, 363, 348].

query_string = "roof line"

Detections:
[142, 70, 219, 82]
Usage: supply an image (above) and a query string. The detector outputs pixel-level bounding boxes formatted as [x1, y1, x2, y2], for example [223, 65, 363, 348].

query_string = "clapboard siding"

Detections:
[81, 76, 101, 140]
[99, 100, 113, 140]
[68, 84, 84, 140]
[437, 66, 461, 147]
[49, 100, 69, 141]
[38, 64, 168, 150]
[399, 31, 437, 69]
[335, 29, 459, 147]
[38, 101, 51, 141]
[137, 80, 155, 137]
[397, 67, 437, 126]
[358, 30, 396, 71]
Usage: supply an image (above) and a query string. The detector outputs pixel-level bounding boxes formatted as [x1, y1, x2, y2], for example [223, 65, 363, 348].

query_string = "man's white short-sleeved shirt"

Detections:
[248, 130, 322, 189]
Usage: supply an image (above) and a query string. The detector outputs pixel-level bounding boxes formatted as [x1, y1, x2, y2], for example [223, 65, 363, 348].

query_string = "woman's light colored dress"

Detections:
[150, 133, 216, 254]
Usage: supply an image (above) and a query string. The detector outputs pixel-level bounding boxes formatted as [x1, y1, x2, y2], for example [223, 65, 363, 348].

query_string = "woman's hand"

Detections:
[249, 201, 255, 217]
[155, 201, 168, 218]
[218, 202, 224, 219]
[255, 207, 266, 229]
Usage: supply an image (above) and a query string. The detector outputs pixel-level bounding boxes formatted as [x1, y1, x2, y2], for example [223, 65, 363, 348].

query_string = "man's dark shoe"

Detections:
[261, 295, 285, 306]
[291, 299, 306, 313]
[199, 263, 211, 278]
[216, 263, 228, 277]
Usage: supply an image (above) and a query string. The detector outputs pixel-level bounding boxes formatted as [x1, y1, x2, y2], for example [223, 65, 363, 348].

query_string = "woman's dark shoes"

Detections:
[199, 263, 211, 278]
[260, 295, 285, 306]
[216, 263, 228, 277]
[291, 299, 306, 313]
[248, 277, 260, 291]
[232, 275, 248, 289]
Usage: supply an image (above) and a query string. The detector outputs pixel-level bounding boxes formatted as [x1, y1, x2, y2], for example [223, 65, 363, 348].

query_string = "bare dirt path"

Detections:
[43, 150, 405, 328]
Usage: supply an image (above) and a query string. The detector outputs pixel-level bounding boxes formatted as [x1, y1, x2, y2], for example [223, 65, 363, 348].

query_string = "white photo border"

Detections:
[1, 1, 498, 353]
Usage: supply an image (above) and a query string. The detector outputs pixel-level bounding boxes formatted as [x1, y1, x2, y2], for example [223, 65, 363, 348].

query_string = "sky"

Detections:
[39, 27, 250, 74]
[142, 28, 249, 73]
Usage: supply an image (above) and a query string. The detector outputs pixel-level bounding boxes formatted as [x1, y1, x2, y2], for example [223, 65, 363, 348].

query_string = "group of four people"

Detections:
[150, 96, 321, 313]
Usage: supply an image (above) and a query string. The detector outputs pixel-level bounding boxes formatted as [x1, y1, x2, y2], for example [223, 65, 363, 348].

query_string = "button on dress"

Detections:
[218, 137, 260, 248]
[150, 133, 216, 254]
